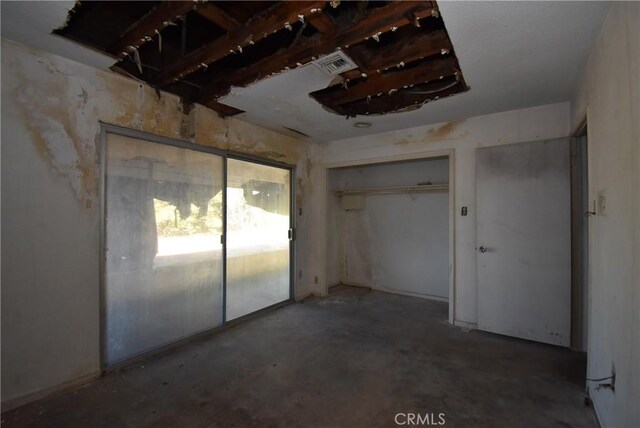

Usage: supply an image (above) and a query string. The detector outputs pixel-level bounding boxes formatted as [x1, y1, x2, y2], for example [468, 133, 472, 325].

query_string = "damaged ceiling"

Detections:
[1, 1, 610, 141]
[54, 1, 468, 119]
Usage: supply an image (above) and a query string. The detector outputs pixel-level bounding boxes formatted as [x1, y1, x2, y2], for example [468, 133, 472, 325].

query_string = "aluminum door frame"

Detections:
[98, 123, 295, 370]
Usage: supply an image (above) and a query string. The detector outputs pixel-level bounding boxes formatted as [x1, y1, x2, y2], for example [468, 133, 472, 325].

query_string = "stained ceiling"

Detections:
[1, 1, 610, 142]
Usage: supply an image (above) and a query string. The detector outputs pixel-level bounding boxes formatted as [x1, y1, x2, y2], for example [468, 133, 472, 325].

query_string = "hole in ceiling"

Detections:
[54, 1, 468, 118]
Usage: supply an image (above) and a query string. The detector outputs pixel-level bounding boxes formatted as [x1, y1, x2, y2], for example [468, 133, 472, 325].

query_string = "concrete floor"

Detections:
[2, 286, 596, 427]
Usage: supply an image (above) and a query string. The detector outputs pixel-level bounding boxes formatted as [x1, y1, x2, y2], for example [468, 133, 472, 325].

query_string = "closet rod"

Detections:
[335, 184, 448, 196]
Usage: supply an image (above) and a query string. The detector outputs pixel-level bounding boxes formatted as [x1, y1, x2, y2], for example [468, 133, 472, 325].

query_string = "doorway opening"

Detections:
[325, 153, 454, 323]
[571, 123, 589, 352]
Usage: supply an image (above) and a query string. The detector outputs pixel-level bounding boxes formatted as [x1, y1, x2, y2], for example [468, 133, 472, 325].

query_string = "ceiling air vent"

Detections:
[312, 50, 358, 75]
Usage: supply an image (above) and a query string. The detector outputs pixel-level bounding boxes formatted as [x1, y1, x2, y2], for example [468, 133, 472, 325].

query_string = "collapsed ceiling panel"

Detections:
[55, 1, 468, 118]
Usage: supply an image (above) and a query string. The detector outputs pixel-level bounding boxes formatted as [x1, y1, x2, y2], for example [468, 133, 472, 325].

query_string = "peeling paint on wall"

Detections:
[318, 101, 571, 326]
[392, 120, 469, 148]
[2, 39, 307, 211]
[424, 121, 461, 140]
[0, 38, 316, 406]
[10, 56, 100, 206]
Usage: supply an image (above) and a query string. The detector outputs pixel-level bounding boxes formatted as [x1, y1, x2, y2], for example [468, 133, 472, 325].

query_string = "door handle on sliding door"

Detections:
[479, 246, 487, 253]
[288, 228, 295, 241]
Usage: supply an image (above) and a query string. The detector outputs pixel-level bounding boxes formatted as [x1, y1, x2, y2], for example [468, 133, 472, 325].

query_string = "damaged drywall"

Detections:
[3, 39, 306, 207]
[54, 1, 467, 118]
[0, 38, 314, 407]
[569, 2, 639, 426]
[312, 102, 571, 325]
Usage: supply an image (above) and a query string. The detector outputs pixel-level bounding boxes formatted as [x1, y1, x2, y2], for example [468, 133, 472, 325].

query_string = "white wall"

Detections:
[570, 3, 639, 426]
[308, 102, 571, 326]
[328, 158, 449, 300]
[0, 39, 313, 408]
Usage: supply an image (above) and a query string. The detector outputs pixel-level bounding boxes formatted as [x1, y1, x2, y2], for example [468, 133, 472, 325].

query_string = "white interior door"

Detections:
[476, 139, 571, 346]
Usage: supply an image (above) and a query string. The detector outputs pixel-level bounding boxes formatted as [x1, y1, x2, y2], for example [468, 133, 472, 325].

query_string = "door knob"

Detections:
[479, 246, 487, 253]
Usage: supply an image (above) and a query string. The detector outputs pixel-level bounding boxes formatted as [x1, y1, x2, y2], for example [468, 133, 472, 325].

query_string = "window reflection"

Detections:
[226, 160, 291, 320]
[104, 134, 223, 365]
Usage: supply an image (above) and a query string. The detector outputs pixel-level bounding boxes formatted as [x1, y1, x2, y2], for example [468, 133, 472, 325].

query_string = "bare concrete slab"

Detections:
[1, 286, 596, 427]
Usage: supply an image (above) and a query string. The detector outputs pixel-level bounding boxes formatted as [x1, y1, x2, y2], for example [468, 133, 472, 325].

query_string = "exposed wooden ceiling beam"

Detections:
[347, 29, 451, 73]
[205, 100, 245, 117]
[195, 3, 241, 31]
[336, 77, 466, 115]
[111, 1, 195, 58]
[306, 12, 337, 34]
[196, 1, 436, 104]
[158, 1, 328, 85]
[310, 56, 457, 107]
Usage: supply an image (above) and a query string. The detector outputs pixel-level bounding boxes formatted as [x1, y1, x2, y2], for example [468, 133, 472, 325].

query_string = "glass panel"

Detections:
[226, 159, 291, 320]
[104, 133, 223, 365]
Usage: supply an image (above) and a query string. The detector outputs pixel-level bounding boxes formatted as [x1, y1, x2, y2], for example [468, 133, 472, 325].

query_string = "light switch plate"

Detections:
[598, 191, 606, 216]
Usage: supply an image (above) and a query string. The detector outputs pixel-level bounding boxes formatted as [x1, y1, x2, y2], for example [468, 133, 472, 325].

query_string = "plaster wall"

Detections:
[0, 39, 312, 406]
[569, 2, 640, 426]
[310, 102, 571, 325]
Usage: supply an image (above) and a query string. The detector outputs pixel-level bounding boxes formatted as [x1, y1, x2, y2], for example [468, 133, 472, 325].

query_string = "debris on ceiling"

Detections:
[55, 1, 468, 118]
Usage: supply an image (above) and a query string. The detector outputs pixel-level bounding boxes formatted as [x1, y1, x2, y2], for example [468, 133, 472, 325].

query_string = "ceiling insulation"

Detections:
[55, 1, 468, 118]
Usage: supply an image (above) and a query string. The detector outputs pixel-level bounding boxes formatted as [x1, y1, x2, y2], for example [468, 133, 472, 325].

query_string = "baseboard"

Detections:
[588, 389, 604, 428]
[295, 291, 317, 301]
[377, 287, 448, 303]
[336, 281, 372, 291]
[454, 319, 477, 329]
[339, 281, 448, 303]
[1, 370, 101, 413]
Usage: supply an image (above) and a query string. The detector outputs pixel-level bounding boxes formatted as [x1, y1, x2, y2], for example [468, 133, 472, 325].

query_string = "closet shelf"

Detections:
[335, 184, 448, 196]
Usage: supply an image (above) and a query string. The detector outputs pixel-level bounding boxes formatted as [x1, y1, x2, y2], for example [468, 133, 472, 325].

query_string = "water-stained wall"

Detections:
[328, 158, 450, 300]
[311, 102, 571, 327]
[570, 3, 639, 426]
[0, 39, 313, 406]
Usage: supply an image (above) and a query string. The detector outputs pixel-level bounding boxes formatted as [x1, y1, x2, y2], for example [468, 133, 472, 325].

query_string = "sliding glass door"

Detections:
[226, 159, 292, 320]
[104, 133, 224, 365]
[103, 129, 293, 366]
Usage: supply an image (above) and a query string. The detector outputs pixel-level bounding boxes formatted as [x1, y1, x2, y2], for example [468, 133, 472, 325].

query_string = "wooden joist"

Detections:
[158, 1, 328, 85]
[311, 57, 457, 107]
[111, 1, 195, 58]
[306, 12, 338, 34]
[347, 29, 451, 73]
[57, 0, 467, 118]
[205, 100, 245, 117]
[196, 1, 436, 104]
[336, 76, 466, 115]
[195, 3, 241, 31]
